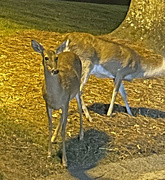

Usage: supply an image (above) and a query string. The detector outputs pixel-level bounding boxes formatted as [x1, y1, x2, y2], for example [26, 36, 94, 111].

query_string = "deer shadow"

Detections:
[57, 129, 110, 180]
[88, 103, 165, 119]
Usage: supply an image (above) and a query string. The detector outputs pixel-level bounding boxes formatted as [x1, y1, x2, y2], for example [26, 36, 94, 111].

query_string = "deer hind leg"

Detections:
[107, 76, 123, 117]
[75, 93, 84, 141]
[61, 105, 69, 167]
[119, 82, 132, 115]
[107, 67, 134, 116]
[46, 103, 53, 157]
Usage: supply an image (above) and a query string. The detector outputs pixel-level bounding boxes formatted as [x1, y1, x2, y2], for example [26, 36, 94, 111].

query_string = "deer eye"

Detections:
[45, 57, 49, 61]
[55, 57, 58, 61]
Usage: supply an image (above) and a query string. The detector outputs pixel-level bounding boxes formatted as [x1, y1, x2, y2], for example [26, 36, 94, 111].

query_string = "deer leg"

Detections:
[81, 97, 92, 122]
[107, 77, 122, 117]
[80, 70, 92, 122]
[76, 93, 84, 141]
[119, 82, 132, 115]
[61, 105, 68, 167]
[46, 103, 53, 157]
[51, 120, 61, 143]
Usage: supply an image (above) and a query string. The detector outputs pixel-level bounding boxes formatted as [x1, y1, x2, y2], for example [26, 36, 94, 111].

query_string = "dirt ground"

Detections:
[0, 30, 165, 180]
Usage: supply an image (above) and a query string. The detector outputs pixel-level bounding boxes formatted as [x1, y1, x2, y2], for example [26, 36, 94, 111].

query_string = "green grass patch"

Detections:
[0, 0, 128, 34]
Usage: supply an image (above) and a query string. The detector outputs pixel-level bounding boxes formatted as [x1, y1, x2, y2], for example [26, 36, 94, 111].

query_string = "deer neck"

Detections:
[44, 67, 62, 95]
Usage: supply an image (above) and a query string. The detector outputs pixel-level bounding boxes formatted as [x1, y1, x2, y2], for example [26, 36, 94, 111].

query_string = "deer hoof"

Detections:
[62, 160, 67, 168]
[79, 130, 84, 141]
[47, 151, 52, 158]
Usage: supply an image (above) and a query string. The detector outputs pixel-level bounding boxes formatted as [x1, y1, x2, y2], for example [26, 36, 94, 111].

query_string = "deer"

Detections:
[56, 32, 165, 121]
[31, 40, 84, 167]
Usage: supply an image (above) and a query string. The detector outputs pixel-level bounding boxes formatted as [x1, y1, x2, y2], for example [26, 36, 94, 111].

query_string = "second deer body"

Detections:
[57, 33, 165, 120]
[31, 40, 83, 167]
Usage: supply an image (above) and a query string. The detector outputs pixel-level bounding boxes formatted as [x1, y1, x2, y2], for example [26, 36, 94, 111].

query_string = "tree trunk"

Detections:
[105, 0, 165, 55]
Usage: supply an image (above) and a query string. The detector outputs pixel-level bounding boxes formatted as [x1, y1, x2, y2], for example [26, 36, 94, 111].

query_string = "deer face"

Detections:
[31, 40, 59, 75]
[43, 50, 59, 75]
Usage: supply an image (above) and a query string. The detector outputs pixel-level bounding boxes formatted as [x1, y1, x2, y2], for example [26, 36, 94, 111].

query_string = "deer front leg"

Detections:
[51, 120, 61, 143]
[80, 69, 93, 122]
[76, 93, 84, 140]
[61, 105, 69, 167]
[81, 97, 92, 122]
[46, 103, 53, 157]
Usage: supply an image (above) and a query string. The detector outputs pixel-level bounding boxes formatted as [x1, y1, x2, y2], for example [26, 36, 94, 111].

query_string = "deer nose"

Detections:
[51, 69, 59, 75]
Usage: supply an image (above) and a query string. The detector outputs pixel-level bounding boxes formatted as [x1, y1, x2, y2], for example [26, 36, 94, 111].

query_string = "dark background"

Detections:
[61, 0, 131, 5]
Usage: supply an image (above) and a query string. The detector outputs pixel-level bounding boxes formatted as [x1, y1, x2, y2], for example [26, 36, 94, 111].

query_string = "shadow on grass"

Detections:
[88, 103, 165, 119]
[57, 129, 110, 180]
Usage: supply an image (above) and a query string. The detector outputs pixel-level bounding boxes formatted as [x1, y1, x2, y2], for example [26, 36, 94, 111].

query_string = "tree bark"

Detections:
[105, 0, 165, 55]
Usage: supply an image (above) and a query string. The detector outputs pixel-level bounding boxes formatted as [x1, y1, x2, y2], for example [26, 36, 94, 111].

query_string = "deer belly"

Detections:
[90, 64, 114, 78]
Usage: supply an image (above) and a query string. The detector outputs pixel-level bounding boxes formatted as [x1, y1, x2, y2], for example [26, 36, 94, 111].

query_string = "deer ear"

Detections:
[31, 40, 44, 54]
[56, 39, 70, 54]
[65, 39, 70, 47]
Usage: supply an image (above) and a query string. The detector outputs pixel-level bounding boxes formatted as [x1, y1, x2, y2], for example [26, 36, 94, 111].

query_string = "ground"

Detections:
[0, 30, 165, 180]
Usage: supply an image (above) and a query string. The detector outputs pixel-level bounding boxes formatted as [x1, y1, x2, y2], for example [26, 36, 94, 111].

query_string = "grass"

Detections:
[0, 0, 128, 35]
